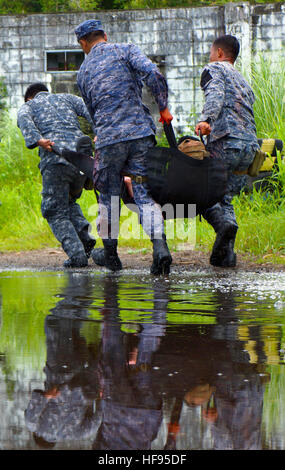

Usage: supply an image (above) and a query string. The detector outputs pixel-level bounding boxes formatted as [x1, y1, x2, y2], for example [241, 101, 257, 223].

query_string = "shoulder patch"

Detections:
[200, 69, 213, 89]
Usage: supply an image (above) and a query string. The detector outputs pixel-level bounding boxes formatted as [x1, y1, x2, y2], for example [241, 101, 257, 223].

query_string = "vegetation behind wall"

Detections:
[0, 0, 283, 15]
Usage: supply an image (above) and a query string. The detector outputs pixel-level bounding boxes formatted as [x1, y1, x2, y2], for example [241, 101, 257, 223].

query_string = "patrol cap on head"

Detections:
[75, 19, 104, 40]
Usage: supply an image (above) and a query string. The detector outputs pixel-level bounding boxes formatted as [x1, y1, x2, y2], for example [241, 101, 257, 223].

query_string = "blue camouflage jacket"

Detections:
[199, 61, 258, 148]
[17, 92, 94, 172]
[77, 42, 168, 149]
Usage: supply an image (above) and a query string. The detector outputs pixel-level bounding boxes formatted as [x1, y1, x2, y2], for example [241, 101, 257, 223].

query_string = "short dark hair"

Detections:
[24, 82, 48, 102]
[78, 31, 104, 43]
[79, 30, 105, 43]
[213, 35, 240, 61]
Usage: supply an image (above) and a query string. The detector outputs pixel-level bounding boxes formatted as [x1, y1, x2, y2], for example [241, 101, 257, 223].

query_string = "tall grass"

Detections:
[236, 55, 285, 261]
[234, 154, 285, 258]
[249, 55, 285, 140]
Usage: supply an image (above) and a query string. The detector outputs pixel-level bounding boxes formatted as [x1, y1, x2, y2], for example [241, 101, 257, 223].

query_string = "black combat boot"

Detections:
[63, 253, 88, 268]
[91, 248, 105, 266]
[151, 234, 172, 275]
[94, 239, 122, 272]
[202, 203, 238, 267]
[82, 238, 96, 258]
[78, 226, 96, 258]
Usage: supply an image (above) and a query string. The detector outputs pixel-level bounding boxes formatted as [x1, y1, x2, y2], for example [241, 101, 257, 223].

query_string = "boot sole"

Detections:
[92, 256, 122, 271]
[63, 260, 88, 268]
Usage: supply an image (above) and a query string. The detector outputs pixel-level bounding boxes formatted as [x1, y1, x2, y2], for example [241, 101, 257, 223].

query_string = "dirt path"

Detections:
[0, 248, 284, 272]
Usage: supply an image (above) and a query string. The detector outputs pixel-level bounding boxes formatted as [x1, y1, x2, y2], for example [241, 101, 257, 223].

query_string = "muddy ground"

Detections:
[0, 247, 284, 272]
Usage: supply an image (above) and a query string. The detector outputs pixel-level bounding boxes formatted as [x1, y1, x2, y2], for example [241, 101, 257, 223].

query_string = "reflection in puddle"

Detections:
[0, 269, 284, 450]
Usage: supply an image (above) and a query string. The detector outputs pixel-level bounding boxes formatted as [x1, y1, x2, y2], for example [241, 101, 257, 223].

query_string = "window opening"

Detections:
[46, 50, 85, 72]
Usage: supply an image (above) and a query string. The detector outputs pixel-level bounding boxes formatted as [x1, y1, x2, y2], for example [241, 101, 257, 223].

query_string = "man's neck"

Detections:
[214, 58, 235, 65]
[88, 39, 106, 53]
[220, 55, 235, 64]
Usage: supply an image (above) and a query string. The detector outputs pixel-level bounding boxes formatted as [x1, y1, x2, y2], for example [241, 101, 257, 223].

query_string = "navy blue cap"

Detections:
[75, 19, 104, 40]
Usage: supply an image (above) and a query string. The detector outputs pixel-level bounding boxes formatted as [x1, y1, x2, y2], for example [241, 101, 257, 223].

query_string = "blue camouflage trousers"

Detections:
[94, 136, 165, 240]
[41, 162, 92, 258]
[206, 138, 257, 222]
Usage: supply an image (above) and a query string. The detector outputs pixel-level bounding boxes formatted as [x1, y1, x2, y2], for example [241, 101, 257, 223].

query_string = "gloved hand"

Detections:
[195, 121, 212, 136]
[159, 107, 173, 125]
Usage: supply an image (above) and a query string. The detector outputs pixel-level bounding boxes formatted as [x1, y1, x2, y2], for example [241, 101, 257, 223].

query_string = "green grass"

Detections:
[0, 55, 284, 263]
[249, 55, 285, 141]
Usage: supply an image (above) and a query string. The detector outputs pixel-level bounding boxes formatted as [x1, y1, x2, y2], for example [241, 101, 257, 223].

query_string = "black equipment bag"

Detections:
[59, 123, 228, 219]
[144, 123, 228, 218]
[59, 147, 95, 181]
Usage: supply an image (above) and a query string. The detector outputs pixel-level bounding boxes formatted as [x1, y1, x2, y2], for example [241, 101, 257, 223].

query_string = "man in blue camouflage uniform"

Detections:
[195, 35, 259, 267]
[17, 83, 96, 268]
[75, 19, 173, 274]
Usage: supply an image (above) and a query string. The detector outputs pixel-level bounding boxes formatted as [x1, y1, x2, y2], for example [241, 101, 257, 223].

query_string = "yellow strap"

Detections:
[259, 156, 276, 172]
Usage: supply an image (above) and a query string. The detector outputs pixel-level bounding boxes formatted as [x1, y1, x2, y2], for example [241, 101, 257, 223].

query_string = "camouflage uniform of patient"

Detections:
[17, 91, 96, 267]
[75, 19, 172, 274]
[199, 60, 259, 267]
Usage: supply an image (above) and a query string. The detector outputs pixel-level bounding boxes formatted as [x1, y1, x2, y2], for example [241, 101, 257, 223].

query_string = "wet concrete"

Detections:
[0, 268, 284, 450]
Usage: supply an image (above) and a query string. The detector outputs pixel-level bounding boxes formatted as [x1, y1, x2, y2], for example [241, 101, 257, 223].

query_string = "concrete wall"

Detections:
[0, 3, 284, 134]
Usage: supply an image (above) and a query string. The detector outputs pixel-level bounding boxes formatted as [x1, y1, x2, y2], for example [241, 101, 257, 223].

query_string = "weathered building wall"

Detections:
[0, 3, 284, 134]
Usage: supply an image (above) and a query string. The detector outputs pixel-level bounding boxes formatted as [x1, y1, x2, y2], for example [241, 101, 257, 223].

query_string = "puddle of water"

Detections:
[0, 268, 284, 450]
